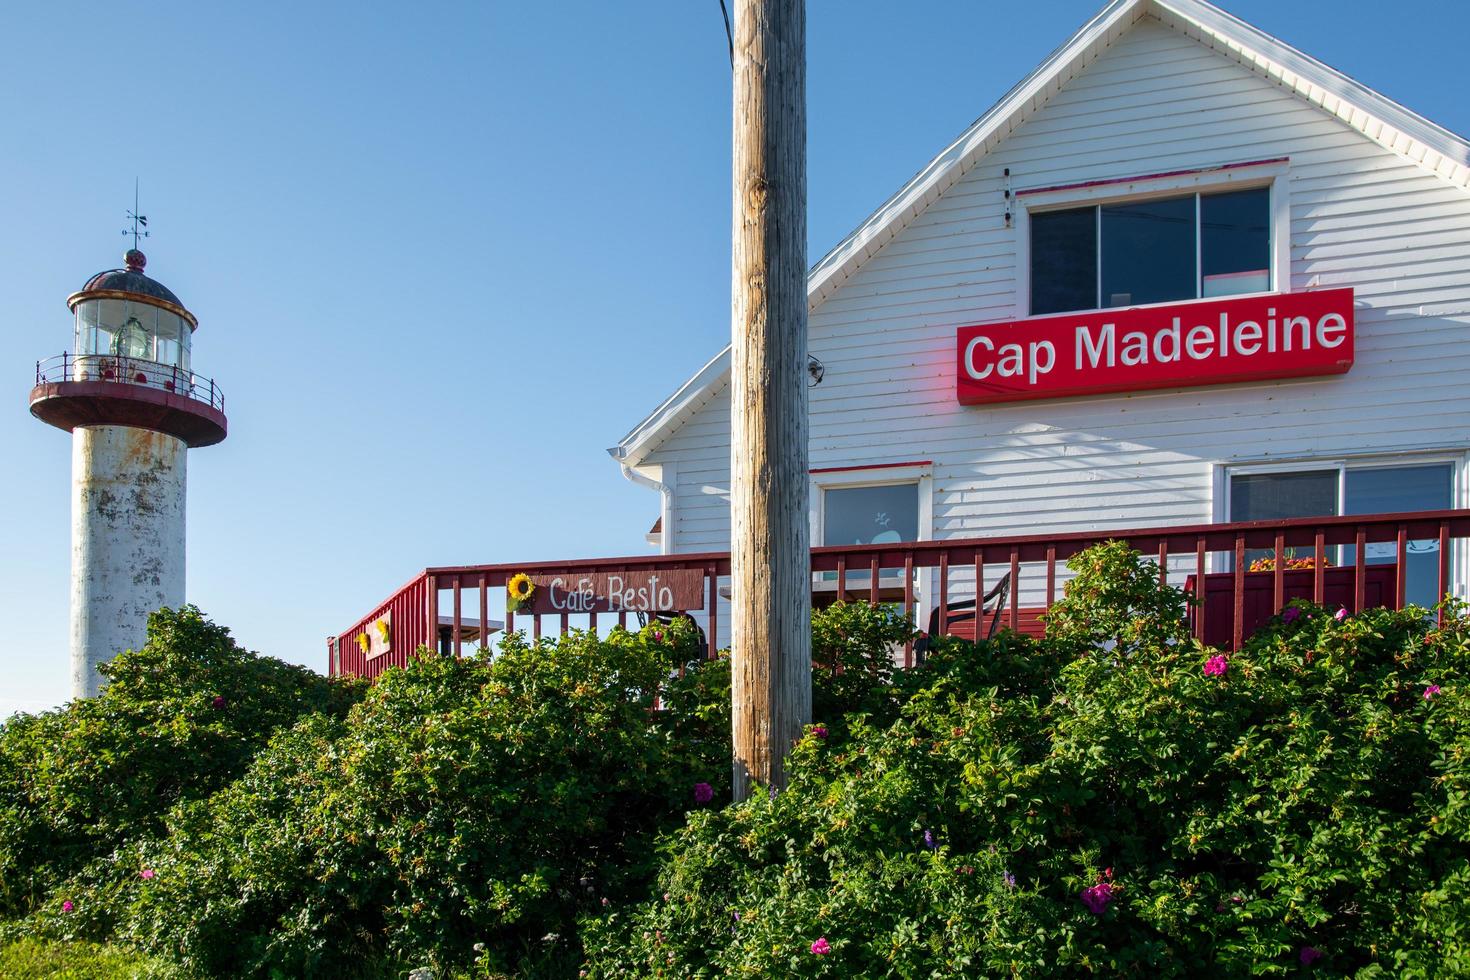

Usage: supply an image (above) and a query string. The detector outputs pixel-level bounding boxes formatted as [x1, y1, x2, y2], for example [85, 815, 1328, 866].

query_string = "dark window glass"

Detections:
[1030, 206, 1096, 315]
[1201, 188, 1270, 296]
[1100, 195, 1196, 307]
[1231, 471, 1338, 522]
[1231, 470, 1338, 568]
[823, 484, 919, 547]
[1344, 464, 1453, 609]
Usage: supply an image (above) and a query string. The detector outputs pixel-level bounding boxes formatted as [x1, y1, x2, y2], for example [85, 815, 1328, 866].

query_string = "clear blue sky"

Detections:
[3, 1, 1464, 716]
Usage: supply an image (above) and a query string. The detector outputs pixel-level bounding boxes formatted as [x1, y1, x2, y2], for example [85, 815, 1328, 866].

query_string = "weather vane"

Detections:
[122, 177, 149, 250]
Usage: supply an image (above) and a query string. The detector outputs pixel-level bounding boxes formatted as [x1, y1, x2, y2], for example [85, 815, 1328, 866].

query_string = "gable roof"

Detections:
[609, 0, 1470, 469]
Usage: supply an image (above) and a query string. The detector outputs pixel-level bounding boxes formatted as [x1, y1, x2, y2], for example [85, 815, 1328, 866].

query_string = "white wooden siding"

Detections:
[644, 15, 1470, 642]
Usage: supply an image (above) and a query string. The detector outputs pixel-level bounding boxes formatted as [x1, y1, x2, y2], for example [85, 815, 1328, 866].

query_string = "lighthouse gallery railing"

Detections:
[35, 352, 225, 414]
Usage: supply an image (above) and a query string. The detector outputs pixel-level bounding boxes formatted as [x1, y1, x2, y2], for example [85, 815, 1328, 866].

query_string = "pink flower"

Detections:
[212, 695, 226, 710]
[1081, 881, 1114, 914]
[62, 900, 74, 912]
[1203, 654, 1229, 678]
[1281, 606, 1301, 623]
[652, 630, 664, 642]
[693, 782, 714, 804]
[1299, 946, 1322, 965]
[140, 869, 156, 880]
[810, 937, 831, 955]
[1334, 607, 1348, 622]
[810, 725, 828, 739]
[1425, 685, 1442, 700]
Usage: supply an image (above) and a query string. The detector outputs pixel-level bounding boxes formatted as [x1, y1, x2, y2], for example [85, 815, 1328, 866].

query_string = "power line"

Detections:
[718, 0, 733, 67]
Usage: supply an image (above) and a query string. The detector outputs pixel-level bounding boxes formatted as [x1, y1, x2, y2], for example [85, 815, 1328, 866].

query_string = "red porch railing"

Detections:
[329, 508, 1470, 680]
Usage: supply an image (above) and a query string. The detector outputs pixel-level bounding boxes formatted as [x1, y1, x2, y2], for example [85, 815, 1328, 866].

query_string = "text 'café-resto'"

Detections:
[331, 0, 1470, 678]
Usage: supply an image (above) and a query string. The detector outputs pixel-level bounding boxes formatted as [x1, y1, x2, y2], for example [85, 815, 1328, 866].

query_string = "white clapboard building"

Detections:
[609, 0, 1470, 647]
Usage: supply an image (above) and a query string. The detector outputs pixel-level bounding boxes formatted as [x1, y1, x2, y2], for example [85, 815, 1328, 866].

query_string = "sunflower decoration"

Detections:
[357, 632, 371, 655]
[506, 573, 536, 612]
[375, 618, 391, 645]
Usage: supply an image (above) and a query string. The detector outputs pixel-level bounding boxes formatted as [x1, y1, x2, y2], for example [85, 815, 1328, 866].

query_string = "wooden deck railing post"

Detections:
[1232, 534, 1245, 652]
[903, 554, 915, 667]
[1313, 530, 1326, 604]
[478, 575, 488, 652]
[937, 553, 949, 636]
[1354, 527, 1367, 613]
[1008, 548, 1020, 631]
[707, 565, 719, 660]
[452, 580, 462, 653]
[975, 551, 984, 612]
[1195, 537, 1206, 642]
[1439, 521, 1451, 627]
[1395, 525, 1408, 609]
[425, 574, 437, 655]
[1273, 533, 1285, 612]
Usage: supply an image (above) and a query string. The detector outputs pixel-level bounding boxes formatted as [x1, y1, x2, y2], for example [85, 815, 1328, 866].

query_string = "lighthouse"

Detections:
[30, 245, 227, 698]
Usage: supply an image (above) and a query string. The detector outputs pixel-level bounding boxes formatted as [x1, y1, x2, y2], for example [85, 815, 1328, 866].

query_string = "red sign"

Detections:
[520, 570, 705, 615]
[955, 288, 1354, 405]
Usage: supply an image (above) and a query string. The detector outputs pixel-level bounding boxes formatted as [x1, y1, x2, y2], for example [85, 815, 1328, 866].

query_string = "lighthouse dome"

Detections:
[71, 249, 188, 314]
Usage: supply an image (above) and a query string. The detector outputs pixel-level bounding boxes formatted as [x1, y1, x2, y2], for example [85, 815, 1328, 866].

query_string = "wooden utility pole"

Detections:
[729, 0, 810, 801]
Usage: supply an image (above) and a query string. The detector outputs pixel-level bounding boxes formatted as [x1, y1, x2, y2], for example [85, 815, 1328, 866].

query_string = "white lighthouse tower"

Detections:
[30, 243, 227, 698]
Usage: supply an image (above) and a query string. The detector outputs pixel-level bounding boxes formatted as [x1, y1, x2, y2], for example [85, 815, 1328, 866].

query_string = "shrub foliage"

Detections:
[584, 545, 1470, 977]
[4, 549, 1469, 977]
[0, 606, 361, 919]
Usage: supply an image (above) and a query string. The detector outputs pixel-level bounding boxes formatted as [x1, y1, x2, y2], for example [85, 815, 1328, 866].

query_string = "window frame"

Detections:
[810, 462, 936, 622]
[810, 462, 934, 548]
[1016, 158, 1290, 318]
[1212, 452, 1468, 594]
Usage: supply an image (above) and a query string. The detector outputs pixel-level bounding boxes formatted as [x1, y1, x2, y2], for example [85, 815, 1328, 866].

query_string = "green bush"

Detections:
[34, 619, 727, 978]
[0, 606, 363, 919]
[14, 552, 1470, 978]
[583, 545, 1470, 977]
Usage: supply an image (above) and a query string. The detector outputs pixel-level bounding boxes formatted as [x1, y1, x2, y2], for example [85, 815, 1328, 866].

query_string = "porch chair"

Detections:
[914, 571, 1012, 665]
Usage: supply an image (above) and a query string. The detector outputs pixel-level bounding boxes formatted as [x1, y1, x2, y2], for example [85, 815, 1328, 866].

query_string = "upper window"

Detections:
[1031, 186, 1270, 315]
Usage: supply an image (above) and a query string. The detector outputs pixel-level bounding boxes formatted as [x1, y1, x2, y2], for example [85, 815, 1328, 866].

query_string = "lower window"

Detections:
[816, 479, 923, 592]
[1227, 462, 1454, 609]
[822, 483, 919, 547]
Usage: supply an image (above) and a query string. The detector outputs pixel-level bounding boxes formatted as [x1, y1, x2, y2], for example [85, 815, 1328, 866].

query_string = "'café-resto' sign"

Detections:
[955, 288, 1354, 405]
[518, 570, 705, 615]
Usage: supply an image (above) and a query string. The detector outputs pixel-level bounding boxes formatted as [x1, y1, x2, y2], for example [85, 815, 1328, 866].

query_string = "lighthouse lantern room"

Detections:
[30, 245, 227, 698]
